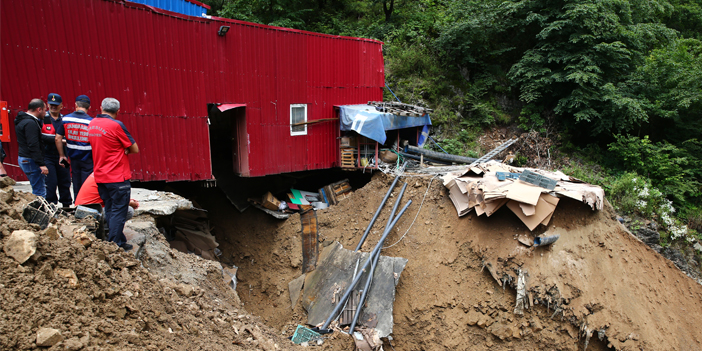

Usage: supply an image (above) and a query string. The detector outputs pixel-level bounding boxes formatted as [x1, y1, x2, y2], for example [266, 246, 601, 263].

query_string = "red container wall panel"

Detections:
[1, 0, 383, 180]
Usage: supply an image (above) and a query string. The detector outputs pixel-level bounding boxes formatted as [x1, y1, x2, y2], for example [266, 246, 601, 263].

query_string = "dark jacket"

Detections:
[15, 111, 46, 166]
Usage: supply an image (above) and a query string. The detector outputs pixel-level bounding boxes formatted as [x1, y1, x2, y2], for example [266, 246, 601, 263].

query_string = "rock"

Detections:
[36, 263, 54, 280]
[175, 283, 195, 297]
[488, 322, 515, 340]
[0, 176, 16, 188]
[73, 227, 95, 247]
[60, 225, 80, 238]
[55, 268, 79, 287]
[124, 331, 141, 345]
[63, 337, 83, 350]
[466, 310, 482, 326]
[476, 316, 493, 329]
[4, 230, 37, 264]
[530, 318, 543, 332]
[42, 224, 60, 240]
[0, 188, 13, 203]
[36, 327, 63, 347]
[635, 228, 660, 246]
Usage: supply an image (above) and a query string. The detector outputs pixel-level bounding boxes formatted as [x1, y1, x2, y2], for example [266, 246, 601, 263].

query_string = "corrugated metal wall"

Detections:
[0, 0, 384, 180]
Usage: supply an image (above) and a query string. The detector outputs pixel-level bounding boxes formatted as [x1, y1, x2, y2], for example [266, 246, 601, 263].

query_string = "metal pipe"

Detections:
[355, 175, 400, 251]
[404, 144, 479, 164]
[321, 200, 412, 331]
[349, 248, 381, 333]
[348, 183, 407, 332]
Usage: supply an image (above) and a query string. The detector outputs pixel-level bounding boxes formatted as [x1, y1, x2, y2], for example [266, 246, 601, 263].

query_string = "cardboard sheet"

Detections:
[506, 193, 560, 231]
[484, 198, 509, 217]
[502, 181, 544, 206]
[519, 203, 536, 216]
[448, 182, 472, 216]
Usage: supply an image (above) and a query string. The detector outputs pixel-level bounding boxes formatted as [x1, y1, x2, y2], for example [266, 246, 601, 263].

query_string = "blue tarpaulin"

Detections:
[338, 105, 432, 144]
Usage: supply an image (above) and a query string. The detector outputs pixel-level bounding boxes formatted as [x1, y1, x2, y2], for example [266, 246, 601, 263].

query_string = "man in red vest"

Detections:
[87, 98, 139, 251]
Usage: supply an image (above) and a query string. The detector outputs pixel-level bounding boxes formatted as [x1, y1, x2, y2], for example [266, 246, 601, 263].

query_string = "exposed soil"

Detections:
[0, 178, 299, 351]
[4, 166, 702, 350]
[197, 172, 702, 351]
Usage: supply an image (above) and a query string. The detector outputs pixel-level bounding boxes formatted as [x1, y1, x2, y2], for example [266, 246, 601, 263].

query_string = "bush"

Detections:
[608, 135, 699, 205]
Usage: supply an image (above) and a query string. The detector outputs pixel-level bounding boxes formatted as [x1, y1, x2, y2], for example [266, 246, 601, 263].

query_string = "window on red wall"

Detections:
[290, 104, 307, 136]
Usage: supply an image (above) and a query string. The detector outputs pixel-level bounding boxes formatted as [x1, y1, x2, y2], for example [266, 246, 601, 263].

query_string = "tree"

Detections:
[506, 0, 676, 136]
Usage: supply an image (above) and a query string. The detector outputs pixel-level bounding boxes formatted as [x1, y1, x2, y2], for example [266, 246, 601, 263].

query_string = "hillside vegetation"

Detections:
[205, 0, 702, 245]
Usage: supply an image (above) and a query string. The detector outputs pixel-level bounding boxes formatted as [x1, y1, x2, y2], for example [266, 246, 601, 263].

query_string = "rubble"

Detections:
[0, 183, 296, 351]
[3, 230, 37, 264]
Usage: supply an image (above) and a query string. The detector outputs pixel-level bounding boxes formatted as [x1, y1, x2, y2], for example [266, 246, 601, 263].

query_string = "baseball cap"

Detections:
[75, 95, 91, 104]
[48, 93, 62, 105]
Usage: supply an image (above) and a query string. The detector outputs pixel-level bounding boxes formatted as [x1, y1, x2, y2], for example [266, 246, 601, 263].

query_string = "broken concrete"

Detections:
[131, 188, 193, 216]
[3, 230, 37, 264]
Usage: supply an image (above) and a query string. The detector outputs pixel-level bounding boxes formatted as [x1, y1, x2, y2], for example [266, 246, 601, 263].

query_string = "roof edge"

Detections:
[114, 0, 383, 45]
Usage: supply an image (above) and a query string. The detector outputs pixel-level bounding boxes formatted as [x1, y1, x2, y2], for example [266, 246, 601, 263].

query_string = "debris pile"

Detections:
[250, 179, 354, 218]
[0, 179, 297, 351]
[164, 209, 221, 261]
[442, 161, 604, 230]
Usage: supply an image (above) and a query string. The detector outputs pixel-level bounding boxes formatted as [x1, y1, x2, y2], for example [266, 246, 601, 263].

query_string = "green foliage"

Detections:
[629, 38, 702, 142]
[607, 135, 700, 204]
[436, 129, 479, 157]
[507, 0, 676, 135]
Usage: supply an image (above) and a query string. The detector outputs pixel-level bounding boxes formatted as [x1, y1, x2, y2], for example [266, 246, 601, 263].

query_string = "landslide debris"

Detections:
[203, 172, 702, 351]
[0, 179, 298, 351]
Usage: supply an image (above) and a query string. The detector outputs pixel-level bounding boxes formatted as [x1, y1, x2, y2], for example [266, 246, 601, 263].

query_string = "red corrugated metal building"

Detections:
[0, 0, 384, 181]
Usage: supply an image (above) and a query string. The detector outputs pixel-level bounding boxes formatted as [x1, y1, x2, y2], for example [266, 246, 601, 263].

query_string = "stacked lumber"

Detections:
[168, 209, 220, 261]
[443, 161, 605, 231]
[367, 101, 433, 117]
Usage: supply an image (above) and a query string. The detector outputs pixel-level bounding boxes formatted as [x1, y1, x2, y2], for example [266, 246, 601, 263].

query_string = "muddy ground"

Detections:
[0, 177, 298, 351]
[196, 172, 702, 351]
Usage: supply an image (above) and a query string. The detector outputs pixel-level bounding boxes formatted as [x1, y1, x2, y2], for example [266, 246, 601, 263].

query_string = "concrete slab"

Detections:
[14, 182, 192, 216]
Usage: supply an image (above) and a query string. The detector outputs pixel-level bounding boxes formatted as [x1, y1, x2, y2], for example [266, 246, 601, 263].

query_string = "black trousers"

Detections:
[44, 155, 72, 206]
[97, 180, 130, 248]
[71, 157, 93, 196]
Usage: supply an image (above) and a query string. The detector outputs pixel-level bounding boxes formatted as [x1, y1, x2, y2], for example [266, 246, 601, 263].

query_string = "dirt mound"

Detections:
[203, 172, 702, 350]
[0, 182, 298, 351]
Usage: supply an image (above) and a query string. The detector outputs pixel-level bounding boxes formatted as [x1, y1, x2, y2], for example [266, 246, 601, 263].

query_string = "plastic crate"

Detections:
[291, 325, 322, 344]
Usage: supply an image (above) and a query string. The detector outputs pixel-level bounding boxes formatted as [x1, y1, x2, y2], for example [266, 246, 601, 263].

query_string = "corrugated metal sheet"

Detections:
[0, 0, 384, 180]
[128, 0, 209, 17]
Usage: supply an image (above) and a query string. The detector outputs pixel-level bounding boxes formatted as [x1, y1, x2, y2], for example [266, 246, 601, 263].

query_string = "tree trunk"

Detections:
[383, 0, 394, 22]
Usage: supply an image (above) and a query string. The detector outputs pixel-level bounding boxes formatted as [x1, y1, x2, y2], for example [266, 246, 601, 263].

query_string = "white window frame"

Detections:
[290, 104, 307, 136]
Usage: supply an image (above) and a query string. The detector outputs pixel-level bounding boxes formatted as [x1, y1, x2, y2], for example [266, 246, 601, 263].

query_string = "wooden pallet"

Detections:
[340, 148, 355, 168]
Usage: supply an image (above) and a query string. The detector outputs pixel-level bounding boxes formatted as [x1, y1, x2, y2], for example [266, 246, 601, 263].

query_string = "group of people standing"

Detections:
[12, 94, 139, 251]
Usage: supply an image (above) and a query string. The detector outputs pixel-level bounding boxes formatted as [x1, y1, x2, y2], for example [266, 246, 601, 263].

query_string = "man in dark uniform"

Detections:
[42, 93, 72, 207]
[55, 95, 93, 195]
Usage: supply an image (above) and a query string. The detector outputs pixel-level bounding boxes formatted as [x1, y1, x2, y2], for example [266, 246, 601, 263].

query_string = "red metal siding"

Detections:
[1, 0, 384, 180]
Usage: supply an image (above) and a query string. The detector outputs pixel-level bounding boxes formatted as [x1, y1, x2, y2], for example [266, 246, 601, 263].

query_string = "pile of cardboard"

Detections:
[443, 161, 604, 231]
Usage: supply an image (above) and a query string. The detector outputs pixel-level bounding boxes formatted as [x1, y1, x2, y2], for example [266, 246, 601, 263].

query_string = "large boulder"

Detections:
[3, 230, 37, 264]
